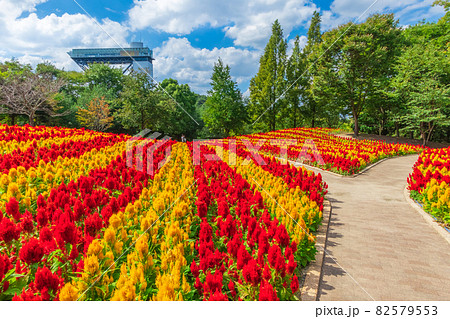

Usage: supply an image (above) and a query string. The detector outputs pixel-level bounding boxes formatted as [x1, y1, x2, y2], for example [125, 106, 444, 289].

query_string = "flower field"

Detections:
[408, 146, 450, 227]
[0, 124, 328, 301]
[234, 128, 422, 175]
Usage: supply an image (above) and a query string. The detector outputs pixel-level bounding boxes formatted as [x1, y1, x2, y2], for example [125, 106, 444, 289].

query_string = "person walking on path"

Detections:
[181, 134, 186, 143]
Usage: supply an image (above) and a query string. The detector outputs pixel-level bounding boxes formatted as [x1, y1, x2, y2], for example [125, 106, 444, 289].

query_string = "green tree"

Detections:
[202, 58, 247, 137]
[54, 70, 87, 128]
[312, 14, 402, 136]
[77, 96, 114, 132]
[392, 41, 450, 145]
[303, 11, 322, 127]
[84, 63, 124, 95]
[249, 20, 287, 132]
[285, 36, 307, 128]
[116, 72, 162, 132]
[158, 78, 200, 139]
[36, 61, 62, 79]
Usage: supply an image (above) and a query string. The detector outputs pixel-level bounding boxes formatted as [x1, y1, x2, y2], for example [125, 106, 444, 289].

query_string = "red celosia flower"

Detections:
[54, 212, 77, 246]
[196, 200, 208, 219]
[262, 264, 272, 281]
[19, 238, 44, 265]
[13, 288, 43, 301]
[290, 275, 299, 294]
[84, 212, 103, 237]
[274, 225, 290, 248]
[242, 259, 261, 286]
[194, 277, 203, 295]
[0, 253, 12, 282]
[208, 291, 228, 301]
[36, 208, 48, 228]
[20, 210, 34, 233]
[199, 219, 213, 243]
[203, 271, 223, 295]
[110, 197, 119, 213]
[37, 194, 46, 209]
[228, 280, 236, 298]
[39, 227, 53, 242]
[190, 260, 199, 277]
[101, 204, 113, 225]
[217, 199, 229, 218]
[0, 218, 20, 243]
[286, 254, 297, 274]
[259, 280, 279, 301]
[268, 245, 281, 269]
[6, 197, 21, 221]
[73, 199, 84, 221]
[236, 244, 251, 270]
[69, 246, 79, 260]
[291, 241, 298, 254]
[35, 266, 60, 293]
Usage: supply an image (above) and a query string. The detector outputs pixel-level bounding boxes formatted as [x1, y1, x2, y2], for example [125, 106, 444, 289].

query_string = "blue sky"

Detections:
[0, 0, 445, 94]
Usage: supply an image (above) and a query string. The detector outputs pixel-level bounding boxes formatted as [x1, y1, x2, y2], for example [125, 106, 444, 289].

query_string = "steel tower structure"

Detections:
[68, 42, 154, 77]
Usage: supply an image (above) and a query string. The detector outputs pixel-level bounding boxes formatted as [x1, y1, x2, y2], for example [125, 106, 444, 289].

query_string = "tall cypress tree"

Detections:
[249, 20, 287, 132]
[304, 11, 322, 127]
[285, 35, 307, 127]
[202, 58, 246, 137]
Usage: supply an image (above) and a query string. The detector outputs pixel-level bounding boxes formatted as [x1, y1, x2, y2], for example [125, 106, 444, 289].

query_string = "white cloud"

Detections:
[0, 0, 129, 70]
[128, 0, 317, 49]
[153, 37, 260, 94]
[321, 0, 445, 30]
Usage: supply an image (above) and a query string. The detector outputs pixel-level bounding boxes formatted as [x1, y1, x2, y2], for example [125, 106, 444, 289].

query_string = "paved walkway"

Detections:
[294, 155, 450, 301]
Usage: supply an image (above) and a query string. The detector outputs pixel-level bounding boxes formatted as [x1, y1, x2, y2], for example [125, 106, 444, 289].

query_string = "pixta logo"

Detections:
[192, 138, 324, 167]
[126, 129, 172, 175]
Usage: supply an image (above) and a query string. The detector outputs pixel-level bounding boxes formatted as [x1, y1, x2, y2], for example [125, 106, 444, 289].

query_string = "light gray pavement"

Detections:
[293, 155, 450, 301]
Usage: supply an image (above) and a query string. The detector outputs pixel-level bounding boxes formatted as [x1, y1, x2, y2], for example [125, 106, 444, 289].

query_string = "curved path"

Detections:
[294, 155, 450, 301]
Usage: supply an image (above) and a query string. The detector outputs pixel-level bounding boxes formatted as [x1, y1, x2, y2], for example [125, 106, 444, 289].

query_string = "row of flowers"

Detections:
[0, 132, 172, 300]
[408, 146, 450, 226]
[233, 128, 423, 175]
[191, 145, 302, 300]
[0, 125, 99, 152]
[0, 132, 127, 173]
[60, 142, 193, 301]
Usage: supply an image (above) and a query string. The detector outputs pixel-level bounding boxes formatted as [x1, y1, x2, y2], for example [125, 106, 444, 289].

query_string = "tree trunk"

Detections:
[395, 122, 399, 137]
[293, 109, 297, 128]
[311, 102, 315, 128]
[353, 106, 359, 136]
[271, 110, 276, 131]
[29, 114, 34, 126]
[10, 114, 15, 126]
[420, 122, 426, 146]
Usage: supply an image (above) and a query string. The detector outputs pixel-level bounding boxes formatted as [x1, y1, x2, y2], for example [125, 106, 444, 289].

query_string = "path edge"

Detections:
[403, 186, 450, 245]
[282, 153, 418, 179]
[300, 199, 332, 301]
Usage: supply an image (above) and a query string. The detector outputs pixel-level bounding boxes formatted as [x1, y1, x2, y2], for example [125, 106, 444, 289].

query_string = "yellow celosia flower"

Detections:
[135, 234, 149, 259]
[104, 228, 116, 245]
[87, 239, 104, 258]
[59, 283, 79, 301]
[109, 214, 121, 229]
[84, 255, 100, 275]
[111, 280, 136, 301]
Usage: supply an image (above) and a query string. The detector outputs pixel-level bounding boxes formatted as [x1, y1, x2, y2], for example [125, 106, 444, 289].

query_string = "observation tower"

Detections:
[68, 42, 154, 77]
